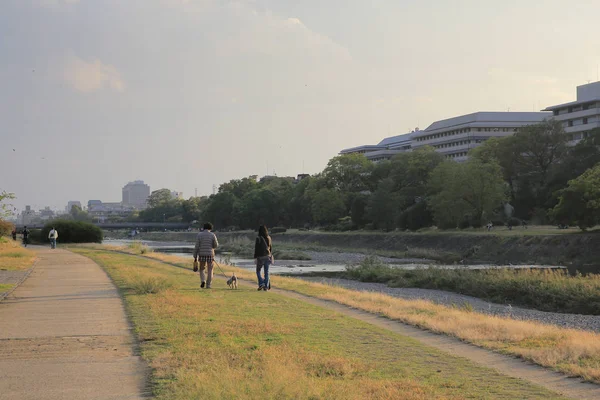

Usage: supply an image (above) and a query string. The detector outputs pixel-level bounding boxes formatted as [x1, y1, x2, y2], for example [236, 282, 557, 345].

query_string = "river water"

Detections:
[103, 239, 565, 276]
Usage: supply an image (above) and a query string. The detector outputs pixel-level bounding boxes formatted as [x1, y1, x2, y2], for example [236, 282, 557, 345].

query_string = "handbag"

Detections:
[193, 260, 199, 272]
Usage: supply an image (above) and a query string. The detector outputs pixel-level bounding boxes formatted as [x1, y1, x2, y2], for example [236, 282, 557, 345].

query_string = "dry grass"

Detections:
[72, 247, 564, 400]
[0, 238, 36, 271]
[133, 251, 600, 384]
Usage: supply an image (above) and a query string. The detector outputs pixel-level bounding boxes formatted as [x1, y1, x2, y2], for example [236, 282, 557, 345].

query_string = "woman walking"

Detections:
[254, 225, 273, 291]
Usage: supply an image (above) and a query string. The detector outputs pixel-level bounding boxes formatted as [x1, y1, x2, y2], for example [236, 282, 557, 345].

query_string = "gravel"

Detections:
[299, 277, 600, 333]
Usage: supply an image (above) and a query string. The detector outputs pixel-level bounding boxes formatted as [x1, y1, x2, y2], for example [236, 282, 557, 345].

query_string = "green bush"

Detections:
[41, 220, 103, 243]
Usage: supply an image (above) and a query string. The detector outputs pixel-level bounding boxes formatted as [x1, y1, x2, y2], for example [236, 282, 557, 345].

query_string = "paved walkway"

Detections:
[0, 247, 148, 400]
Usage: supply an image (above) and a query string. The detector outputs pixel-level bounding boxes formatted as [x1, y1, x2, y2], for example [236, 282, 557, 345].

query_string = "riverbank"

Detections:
[107, 229, 600, 273]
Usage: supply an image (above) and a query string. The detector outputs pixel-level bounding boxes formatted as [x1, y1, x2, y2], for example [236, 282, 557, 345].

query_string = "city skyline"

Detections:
[2, 0, 600, 211]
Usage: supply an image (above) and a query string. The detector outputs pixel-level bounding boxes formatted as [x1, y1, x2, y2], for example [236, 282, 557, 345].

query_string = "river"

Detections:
[102, 239, 565, 275]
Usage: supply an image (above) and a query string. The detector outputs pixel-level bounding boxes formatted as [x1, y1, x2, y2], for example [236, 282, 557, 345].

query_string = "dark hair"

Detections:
[203, 222, 213, 230]
[258, 225, 269, 238]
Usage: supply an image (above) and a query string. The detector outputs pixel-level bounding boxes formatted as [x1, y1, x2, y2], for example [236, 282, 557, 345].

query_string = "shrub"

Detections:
[41, 220, 103, 243]
[130, 275, 172, 294]
[127, 241, 153, 254]
[270, 226, 287, 234]
[0, 219, 14, 237]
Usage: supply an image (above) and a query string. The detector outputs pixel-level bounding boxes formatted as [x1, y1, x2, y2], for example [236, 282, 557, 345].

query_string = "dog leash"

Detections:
[213, 260, 229, 278]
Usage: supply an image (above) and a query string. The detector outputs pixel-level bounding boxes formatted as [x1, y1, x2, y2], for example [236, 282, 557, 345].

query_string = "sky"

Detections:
[2, 0, 600, 213]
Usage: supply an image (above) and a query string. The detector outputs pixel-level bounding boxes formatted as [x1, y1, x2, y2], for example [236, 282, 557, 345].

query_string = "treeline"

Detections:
[136, 121, 600, 231]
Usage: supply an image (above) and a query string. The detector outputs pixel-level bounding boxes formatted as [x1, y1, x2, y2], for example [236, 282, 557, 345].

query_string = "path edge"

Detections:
[0, 257, 40, 302]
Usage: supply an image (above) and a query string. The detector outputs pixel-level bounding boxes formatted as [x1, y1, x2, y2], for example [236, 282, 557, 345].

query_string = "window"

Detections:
[584, 118, 588, 124]
[583, 104, 589, 110]
[553, 110, 559, 116]
[568, 120, 573, 127]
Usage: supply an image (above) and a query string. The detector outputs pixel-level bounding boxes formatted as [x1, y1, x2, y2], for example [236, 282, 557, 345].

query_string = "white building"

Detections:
[412, 112, 550, 162]
[122, 180, 150, 208]
[543, 81, 600, 143]
[340, 132, 414, 162]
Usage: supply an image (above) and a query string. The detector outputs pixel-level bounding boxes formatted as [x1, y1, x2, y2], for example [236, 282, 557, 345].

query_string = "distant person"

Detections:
[48, 227, 58, 249]
[193, 223, 219, 289]
[11, 228, 17, 241]
[254, 225, 273, 291]
[22, 226, 30, 247]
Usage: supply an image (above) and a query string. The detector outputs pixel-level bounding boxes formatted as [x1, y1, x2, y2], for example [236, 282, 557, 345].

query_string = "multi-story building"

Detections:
[170, 191, 184, 200]
[412, 112, 550, 161]
[340, 131, 414, 162]
[88, 201, 137, 223]
[122, 180, 150, 208]
[66, 201, 81, 212]
[543, 81, 600, 143]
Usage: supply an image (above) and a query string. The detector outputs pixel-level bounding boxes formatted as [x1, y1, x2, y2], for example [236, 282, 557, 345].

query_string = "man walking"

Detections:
[193, 223, 219, 289]
[22, 226, 30, 247]
[48, 227, 58, 249]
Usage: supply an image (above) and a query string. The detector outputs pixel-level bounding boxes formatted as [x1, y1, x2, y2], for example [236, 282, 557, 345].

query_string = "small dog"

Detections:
[226, 273, 238, 289]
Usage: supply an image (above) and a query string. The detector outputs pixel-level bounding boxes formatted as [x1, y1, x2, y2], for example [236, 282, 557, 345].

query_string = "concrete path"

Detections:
[0, 247, 149, 400]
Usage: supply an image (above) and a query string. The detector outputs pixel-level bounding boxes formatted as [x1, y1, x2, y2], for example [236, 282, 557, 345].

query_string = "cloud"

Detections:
[64, 55, 125, 93]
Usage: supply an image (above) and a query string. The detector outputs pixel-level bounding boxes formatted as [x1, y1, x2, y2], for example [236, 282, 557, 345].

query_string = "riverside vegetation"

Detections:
[71, 247, 567, 399]
[0, 237, 36, 271]
[345, 256, 600, 315]
[80, 246, 600, 384]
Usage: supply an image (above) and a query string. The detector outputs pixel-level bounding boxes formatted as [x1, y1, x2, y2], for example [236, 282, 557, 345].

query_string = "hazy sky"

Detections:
[2, 0, 600, 212]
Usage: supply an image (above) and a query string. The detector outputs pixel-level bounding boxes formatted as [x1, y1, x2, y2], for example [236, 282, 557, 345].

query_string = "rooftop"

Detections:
[543, 81, 600, 111]
[417, 111, 550, 136]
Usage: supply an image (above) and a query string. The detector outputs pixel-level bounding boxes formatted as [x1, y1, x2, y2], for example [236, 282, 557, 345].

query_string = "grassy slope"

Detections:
[111, 250, 600, 384]
[0, 238, 36, 271]
[72, 248, 564, 400]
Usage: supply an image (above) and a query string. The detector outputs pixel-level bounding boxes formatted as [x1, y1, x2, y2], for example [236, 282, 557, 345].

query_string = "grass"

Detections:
[70, 247, 566, 399]
[0, 283, 14, 292]
[0, 238, 36, 271]
[119, 250, 600, 384]
[344, 256, 600, 315]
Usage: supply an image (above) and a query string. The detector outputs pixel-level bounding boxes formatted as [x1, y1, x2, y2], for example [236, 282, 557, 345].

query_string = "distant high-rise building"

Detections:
[171, 191, 184, 200]
[67, 201, 81, 212]
[122, 180, 150, 208]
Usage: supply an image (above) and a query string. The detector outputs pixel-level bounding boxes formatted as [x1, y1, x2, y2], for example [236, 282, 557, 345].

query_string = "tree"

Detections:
[389, 146, 445, 210]
[311, 189, 346, 225]
[234, 189, 282, 229]
[181, 196, 208, 223]
[147, 189, 173, 208]
[202, 192, 238, 228]
[429, 159, 508, 228]
[70, 205, 91, 222]
[0, 190, 16, 219]
[321, 154, 373, 209]
[551, 163, 600, 230]
[366, 178, 398, 230]
[218, 177, 259, 198]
